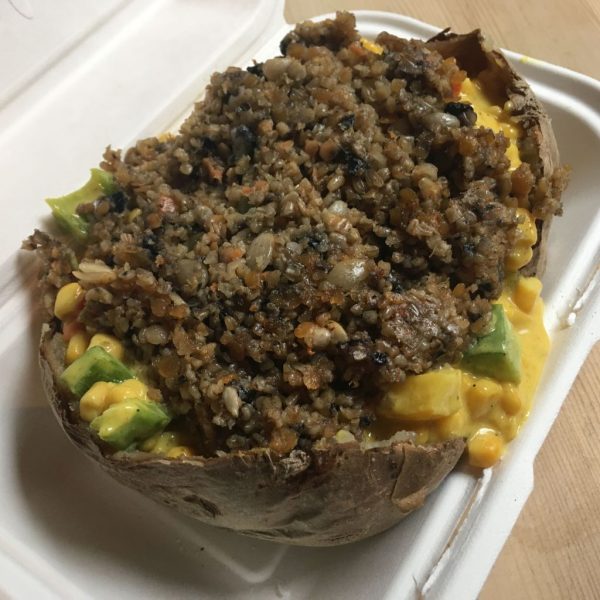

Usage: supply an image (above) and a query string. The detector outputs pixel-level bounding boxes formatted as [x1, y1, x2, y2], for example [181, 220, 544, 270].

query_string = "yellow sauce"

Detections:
[460, 77, 522, 170]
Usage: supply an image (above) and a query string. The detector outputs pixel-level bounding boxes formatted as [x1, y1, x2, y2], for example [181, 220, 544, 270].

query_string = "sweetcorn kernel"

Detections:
[140, 432, 161, 452]
[144, 431, 186, 454]
[166, 446, 194, 458]
[468, 429, 505, 468]
[154, 431, 181, 453]
[54, 283, 84, 321]
[360, 37, 384, 54]
[505, 246, 534, 272]
[515, 208, 538, 246]
[466, 378, 502, 419]
[106, 379, 148, 406]
[501, 385, 522, 415]
[80, 381, 115, 422]
[513, 277, 542, 313]
[88, 333, 125, 361]
[65, 331, 90, 365]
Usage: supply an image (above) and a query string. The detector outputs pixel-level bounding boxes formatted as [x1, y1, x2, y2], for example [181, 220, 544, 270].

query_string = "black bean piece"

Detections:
[444, 102, 470, 115]
[340, 147, 367, 176]
[108, 190, 127, 213]
[215, 299, 235, 317]
[201, 137, 218, 154]
[246, 63, 264, 76]
[444, 102, 477, 126]
[236, 384, 252, 401]
[462, 241, 476, 256]
[50, 316, 61, 332]
[478, 281, 494, 294]
[389, 271, 405, 293]
[371, 351, 388, 365]
[359, 415, 373, 428]
[338, 113, 355, 130]
[306, 231, 329, 253]
[279, 32, 295, 55]
[231, 125, 257, 159]
[142, 233, 159, 257]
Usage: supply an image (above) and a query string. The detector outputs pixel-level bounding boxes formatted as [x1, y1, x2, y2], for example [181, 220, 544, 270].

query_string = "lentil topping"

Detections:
[24, 12, 567, 456]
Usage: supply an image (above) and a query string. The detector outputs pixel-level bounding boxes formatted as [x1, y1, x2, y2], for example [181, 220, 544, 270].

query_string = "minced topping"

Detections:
[25, 12, 566, 456]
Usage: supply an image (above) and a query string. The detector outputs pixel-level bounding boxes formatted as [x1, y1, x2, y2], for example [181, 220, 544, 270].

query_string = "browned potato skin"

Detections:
[40, 325, 464, 546]
[37, 31, 560, 546]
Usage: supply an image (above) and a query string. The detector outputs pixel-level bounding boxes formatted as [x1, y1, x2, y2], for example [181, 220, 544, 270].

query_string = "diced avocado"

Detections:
[379, 367, 463, 420]
[60, 346, 134, 397]
[46, 169, 117, 240]
[91, 400, 171, 450]
[462, 304, 522, 383]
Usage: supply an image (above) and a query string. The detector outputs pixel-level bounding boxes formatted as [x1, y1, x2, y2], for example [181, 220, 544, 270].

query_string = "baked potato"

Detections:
[27, 12, 567, 546]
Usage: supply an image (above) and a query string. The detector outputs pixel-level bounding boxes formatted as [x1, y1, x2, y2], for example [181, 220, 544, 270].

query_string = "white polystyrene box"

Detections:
[1, 2, 598, 599]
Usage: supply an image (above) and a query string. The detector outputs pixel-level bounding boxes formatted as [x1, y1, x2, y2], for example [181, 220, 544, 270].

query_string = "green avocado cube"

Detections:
[462, 304, 522, 383]
[60, 346, 134, 397]
[46, 169, 117, 240]
[91, 400, 171, 450]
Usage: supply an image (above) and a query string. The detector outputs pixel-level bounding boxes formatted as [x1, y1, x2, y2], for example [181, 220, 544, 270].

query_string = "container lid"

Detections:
[0, 0, 284, 261]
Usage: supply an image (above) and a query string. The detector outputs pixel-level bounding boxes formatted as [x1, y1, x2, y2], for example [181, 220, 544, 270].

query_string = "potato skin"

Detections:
[40, 325, 464, 546]
[37, 30, 560, 546]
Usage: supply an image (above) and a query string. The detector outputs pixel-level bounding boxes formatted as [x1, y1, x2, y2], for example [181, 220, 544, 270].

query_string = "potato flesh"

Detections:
[379, 367, 463, 420]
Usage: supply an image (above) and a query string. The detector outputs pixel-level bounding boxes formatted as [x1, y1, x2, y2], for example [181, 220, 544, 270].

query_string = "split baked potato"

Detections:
[29, 13, 566, 546]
